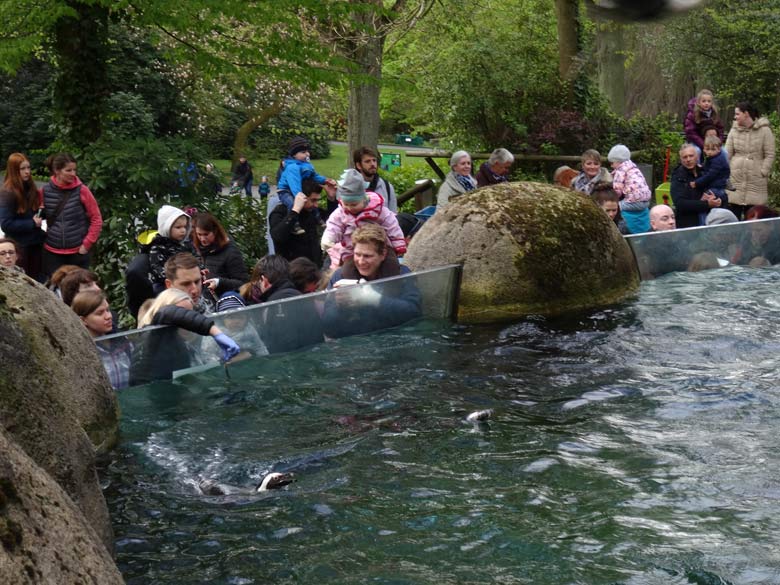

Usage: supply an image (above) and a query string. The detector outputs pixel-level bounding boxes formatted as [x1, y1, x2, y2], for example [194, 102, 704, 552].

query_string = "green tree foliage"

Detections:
[0, 60, 56, 164]
[653, 0, 780, 113]
[381, 0, 560, 150]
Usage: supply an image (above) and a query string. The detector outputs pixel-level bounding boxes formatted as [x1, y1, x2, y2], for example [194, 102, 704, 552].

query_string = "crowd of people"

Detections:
[0, 140, 426, 389]
[1, 95, 778, 387]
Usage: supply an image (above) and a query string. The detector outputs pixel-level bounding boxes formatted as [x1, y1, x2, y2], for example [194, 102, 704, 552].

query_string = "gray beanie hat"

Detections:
[706, 208, 738, 226]
[607, 144, 631, 163]
[337, 169, 369, 203]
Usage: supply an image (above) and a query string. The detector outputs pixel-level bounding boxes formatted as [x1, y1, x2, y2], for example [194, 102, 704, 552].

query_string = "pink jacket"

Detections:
[322, 191, 406, 267]
[612, 160, 651, 203]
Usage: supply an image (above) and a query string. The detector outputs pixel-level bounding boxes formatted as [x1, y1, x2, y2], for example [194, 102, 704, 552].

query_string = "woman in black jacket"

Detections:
[192, 212, 249, 296]
[130, 288, 240, 385]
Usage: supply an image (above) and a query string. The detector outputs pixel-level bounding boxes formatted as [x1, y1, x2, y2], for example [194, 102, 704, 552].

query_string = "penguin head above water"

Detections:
[256, 472, 295, 492]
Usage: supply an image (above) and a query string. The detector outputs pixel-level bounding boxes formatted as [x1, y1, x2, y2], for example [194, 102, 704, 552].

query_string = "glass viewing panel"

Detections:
[95, 264, 462, 388]
[625, 217, 780, 280]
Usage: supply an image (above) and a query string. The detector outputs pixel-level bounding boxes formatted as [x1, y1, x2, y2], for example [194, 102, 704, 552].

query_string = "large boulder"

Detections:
[0, 269, 119, 552]
[405, 182, 640, 322]
[0, 428, 124, 584]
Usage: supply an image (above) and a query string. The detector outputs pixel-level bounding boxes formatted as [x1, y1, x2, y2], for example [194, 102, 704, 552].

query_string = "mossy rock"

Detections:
[0, 428, 124, 584]
[0, 268, 119, 552]
[405, 182, 640, 323]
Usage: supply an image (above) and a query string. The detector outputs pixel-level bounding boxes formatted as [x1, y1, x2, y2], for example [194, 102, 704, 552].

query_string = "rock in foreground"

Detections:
[405, 182, 640, 322]
[0, 428, 124, 584]
[0, 269, 119, 553]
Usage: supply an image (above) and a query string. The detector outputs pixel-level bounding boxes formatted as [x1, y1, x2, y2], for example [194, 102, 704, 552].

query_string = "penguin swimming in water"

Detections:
[199, 472, 295, 496]
[466, 409, 493, 423]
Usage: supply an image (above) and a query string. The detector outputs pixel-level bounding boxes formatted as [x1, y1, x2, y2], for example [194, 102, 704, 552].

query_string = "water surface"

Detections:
[104, 265, 780, 584]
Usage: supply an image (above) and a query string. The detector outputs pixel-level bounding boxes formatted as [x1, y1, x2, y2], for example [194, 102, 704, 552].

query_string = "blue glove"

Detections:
[213, 333, 240, 362]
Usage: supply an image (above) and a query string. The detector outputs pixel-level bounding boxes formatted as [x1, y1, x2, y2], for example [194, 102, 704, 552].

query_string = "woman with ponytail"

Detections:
[40, 153, 102, 277]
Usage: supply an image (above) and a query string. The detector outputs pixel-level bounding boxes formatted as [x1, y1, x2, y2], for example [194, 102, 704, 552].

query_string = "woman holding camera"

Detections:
[0, 153, 45, 280]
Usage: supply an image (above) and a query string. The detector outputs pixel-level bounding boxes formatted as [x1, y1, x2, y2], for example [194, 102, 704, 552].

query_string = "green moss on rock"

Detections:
[405, 181, 640, 323]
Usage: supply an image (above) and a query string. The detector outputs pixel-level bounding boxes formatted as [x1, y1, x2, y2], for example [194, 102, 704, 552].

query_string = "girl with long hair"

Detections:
[0, 153, 45, 279]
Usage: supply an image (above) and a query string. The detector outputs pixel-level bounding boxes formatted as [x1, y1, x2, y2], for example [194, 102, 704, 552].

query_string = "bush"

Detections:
[386, 161, 439, 195]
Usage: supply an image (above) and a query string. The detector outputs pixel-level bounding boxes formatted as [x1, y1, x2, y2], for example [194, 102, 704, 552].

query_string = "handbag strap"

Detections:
[48, 186, 80, 229]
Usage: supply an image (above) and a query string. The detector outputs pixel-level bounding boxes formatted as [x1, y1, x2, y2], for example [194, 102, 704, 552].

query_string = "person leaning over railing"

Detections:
[129, 288, 240, 386]
[71, 290, 131, 390]
[322, 223, 421, 339]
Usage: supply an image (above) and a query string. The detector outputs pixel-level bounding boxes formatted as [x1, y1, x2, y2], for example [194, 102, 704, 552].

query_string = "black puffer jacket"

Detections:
[198, 240, 248, 295]
[129, 305, 214, 385]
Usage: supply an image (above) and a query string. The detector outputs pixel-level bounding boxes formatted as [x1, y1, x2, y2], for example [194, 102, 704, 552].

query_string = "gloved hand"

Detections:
[321, 237, 335, 251]
[356, 283, 382, 307]
[213, 333, 240, 362]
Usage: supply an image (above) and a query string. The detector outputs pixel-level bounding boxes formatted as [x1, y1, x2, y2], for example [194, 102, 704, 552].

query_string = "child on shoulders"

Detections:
[684, 89, 725, 150]
[321, 169, 406, 268]
[277, 137, 336, 234]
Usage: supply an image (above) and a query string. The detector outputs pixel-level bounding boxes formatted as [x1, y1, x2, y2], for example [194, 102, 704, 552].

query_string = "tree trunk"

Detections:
[347, 68, 382, 165]
[231, 101, 285, 168]
[555, 0, 579, 82]
[53, 1, 110, 147]
[346, 5, 386, 166]
[596, 25, 626, 116]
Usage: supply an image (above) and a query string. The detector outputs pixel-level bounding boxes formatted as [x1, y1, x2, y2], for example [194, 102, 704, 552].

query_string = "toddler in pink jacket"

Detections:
[321, 169, 406, 268]
[608, 144, 651, 212]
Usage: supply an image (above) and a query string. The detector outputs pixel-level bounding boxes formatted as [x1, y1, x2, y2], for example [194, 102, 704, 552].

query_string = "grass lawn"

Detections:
[213, 144, 423, 184]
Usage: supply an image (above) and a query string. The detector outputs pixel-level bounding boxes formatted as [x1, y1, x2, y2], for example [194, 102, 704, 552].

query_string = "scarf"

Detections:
[455, 174, 476, 192]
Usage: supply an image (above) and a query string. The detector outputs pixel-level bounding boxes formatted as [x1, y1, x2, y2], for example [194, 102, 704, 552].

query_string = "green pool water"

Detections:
[103, 266, 780, 584]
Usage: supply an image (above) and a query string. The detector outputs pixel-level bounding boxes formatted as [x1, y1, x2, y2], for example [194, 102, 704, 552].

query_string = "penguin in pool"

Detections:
[199, 472, 295, 496]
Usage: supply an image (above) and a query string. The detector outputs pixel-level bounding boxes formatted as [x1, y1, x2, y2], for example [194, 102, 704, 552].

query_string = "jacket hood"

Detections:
[157, 204, 190, 238]
[733, 116, 771, 131]
[50, 175, 83, 190]
[687, 97, 697, 111]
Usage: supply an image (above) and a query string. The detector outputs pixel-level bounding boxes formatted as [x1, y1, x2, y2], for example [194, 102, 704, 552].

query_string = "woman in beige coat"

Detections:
[725, 101, 776, 220]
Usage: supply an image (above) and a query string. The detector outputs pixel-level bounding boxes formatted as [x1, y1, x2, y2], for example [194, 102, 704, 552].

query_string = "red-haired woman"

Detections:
[40, 153, 102, 278]
[0, 153, 45, 280]
[192, 212, 248, 297]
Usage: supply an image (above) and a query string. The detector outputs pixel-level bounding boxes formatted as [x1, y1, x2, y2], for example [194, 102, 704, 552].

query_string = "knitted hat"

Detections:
[336, 169, 369, 203]
[607, 144, 631, 163]
[157, 205, 190, 238]
[217, 291, 246, 313]
[705, 208, 738, 226]
[288, 137, 311, 157]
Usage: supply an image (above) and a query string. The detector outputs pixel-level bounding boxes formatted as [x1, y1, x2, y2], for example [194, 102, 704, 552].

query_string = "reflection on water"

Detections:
[104, 266, 780, 584]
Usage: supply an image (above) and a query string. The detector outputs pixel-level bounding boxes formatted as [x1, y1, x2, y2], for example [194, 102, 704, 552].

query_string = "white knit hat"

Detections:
[156, 205, 190, 238]
[607, 144, 631, 163]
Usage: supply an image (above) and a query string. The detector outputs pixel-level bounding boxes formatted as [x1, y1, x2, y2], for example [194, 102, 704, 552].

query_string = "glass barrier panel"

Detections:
[625, 217, 780, 280]
[95, 264, 462, 389]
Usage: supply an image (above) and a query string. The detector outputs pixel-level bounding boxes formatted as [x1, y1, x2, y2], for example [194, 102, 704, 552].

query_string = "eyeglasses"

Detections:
[0, 250, 17, 257]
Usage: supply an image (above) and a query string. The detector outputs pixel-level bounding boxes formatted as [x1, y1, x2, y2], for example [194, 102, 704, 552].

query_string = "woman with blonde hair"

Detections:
[130, 288, 240, 385]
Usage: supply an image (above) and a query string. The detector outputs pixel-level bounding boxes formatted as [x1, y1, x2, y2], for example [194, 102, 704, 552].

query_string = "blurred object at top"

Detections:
[587, 0, 705, 21]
